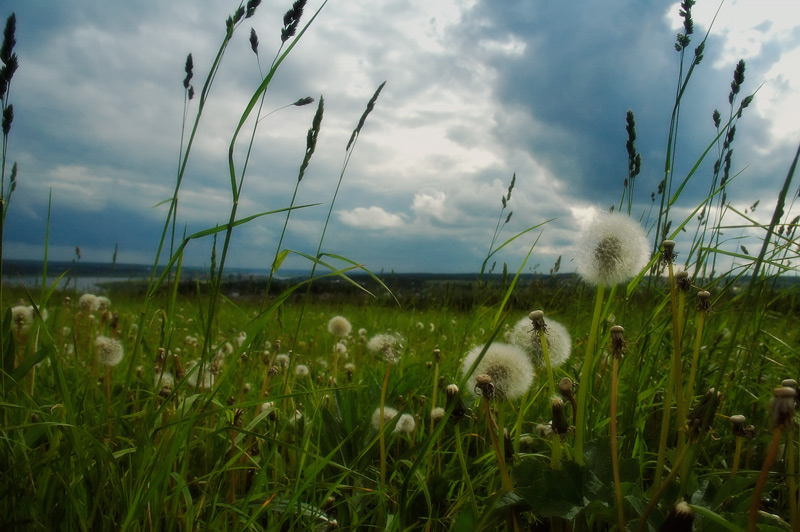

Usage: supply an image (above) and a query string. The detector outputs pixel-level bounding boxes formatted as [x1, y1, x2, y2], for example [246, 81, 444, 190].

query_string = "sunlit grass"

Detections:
[2, 1, 800, 531]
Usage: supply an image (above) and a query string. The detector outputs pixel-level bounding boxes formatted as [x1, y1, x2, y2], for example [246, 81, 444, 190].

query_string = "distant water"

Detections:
[2, 260, 307, 294]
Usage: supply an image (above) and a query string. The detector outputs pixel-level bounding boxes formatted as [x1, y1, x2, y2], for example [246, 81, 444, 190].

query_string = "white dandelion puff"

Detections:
[460, 342, 534, 401]
[95, 336, 124, 367]
[327, 316, 352, 337]
[508, 315, 572, 368]
[575, 212, 650, 287]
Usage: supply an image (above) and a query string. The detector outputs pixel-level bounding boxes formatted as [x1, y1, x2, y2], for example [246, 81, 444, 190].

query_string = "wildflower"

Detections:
[295, 364, 310, 377]
[461, 342, 534, 401]
[367, 332, 403, 363]
[430, 407, 446, 425]
[429, 323, 435, 332]
[575, 212, 650, 287]
[96, 336, 124, 367]
[508, 314, 572, 368]
[327, 315, 352, 337]
[334, 342, 347, 354]
[394, 413, 416, 434]
[358, 328, 367, 337]
[371, 406, 399, 431]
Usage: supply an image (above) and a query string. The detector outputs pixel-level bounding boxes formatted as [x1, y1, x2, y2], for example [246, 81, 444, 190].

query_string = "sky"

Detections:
[2, 0, 799, 275]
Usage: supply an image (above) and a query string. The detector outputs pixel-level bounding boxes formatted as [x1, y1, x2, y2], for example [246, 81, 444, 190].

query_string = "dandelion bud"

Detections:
[528, 310, 545, 332]
[268, 365, 278, 377]
[686, 388, 721, 440]
[446, 384, 470, 420]
[769, 386, 796, 428]
[730, 414, 747, 437]
[744, 424, 756, 439]
[781, 378, 797, 390]
[135, 365, 144, 379]
[551, 397, 570, 436]
[474, 374, 495, 401]
[658, 501, 694, 532]
[661, 240, 676, 264]
[609, 325, 625, 358]
[697, 290, 712, 312]
[675, 270, 691, 292]
[433, 348, 441, 363]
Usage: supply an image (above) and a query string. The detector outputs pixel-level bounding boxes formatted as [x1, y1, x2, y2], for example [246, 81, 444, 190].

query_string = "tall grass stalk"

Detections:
[573, 283, 605, 465]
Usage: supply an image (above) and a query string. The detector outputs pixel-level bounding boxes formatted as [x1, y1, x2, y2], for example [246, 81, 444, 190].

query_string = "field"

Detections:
[2, 1, 800, 531]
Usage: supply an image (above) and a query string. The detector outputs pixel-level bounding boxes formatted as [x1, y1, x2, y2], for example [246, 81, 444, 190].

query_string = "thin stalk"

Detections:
[637, 439, 694, 532]
[685, 309, 706, 412]
[787, 427, 798, 530]
[748, 426, 783, 532]
[379, 361, 392, 487]
[454, 424, 480, 520]
[610, 356, 625, 531]
[730, 436, 742, 478]
[574, 284, 605, 465]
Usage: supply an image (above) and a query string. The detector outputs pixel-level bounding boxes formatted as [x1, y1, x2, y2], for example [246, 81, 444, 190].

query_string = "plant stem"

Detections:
[637, 439, 694, 532]
[574, 284, 605, 465]
[610, 356, 625, 531]
[454, 424, 480, 520]
[748, 426, 783, 532]
[379, 361, 392, 487]
[730, 436, 743, 478]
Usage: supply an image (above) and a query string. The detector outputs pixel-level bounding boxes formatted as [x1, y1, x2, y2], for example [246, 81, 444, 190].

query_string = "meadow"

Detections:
[2, 1, 800, 531]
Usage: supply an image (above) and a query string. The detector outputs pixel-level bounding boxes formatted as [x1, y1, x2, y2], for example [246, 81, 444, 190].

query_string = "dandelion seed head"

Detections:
[185, 360, 214, 389]
[575, 212, 649, 287]
[11, 305, 34, 334]
[508, 315, 572, 368]
[334, 342, 347, 354]
[79, 293, 97, 311]
[95, 296, 111, 312]
[371, 406, 399, 431]
[327, 315, 352, 337]
[96, 335, 124, 367]
[366, 333, 403, 363]
[461, 342, 534, 401]
[295, 364, 310, 377]
[430, 407, 446, 424]
[393, 413, 416, 434]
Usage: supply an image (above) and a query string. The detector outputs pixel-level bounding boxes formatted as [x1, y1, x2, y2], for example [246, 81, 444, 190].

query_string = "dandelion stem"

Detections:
[730, 436, 743, 478]
[379, 361, 392, 487]
[574, 284, 605, 465]
[637, 439, 694, 532]
[454, 424, 479, 519]
[748, 426, 783, 532]
[610, 356, 625, 531]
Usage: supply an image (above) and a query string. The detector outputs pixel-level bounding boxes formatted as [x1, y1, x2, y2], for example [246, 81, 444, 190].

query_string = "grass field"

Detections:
[2, 1, 800, 531]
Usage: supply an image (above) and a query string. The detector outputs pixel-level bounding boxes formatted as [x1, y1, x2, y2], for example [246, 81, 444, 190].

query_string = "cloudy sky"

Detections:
[2, 0, 799, 274]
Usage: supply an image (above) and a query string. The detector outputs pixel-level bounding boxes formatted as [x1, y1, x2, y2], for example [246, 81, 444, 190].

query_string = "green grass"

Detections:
[2, 1, 800, 530]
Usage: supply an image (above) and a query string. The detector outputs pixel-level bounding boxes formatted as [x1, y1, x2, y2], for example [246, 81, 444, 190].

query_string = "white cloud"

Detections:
[412, 191, 447, 221]
[337, 206, 405, 229]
